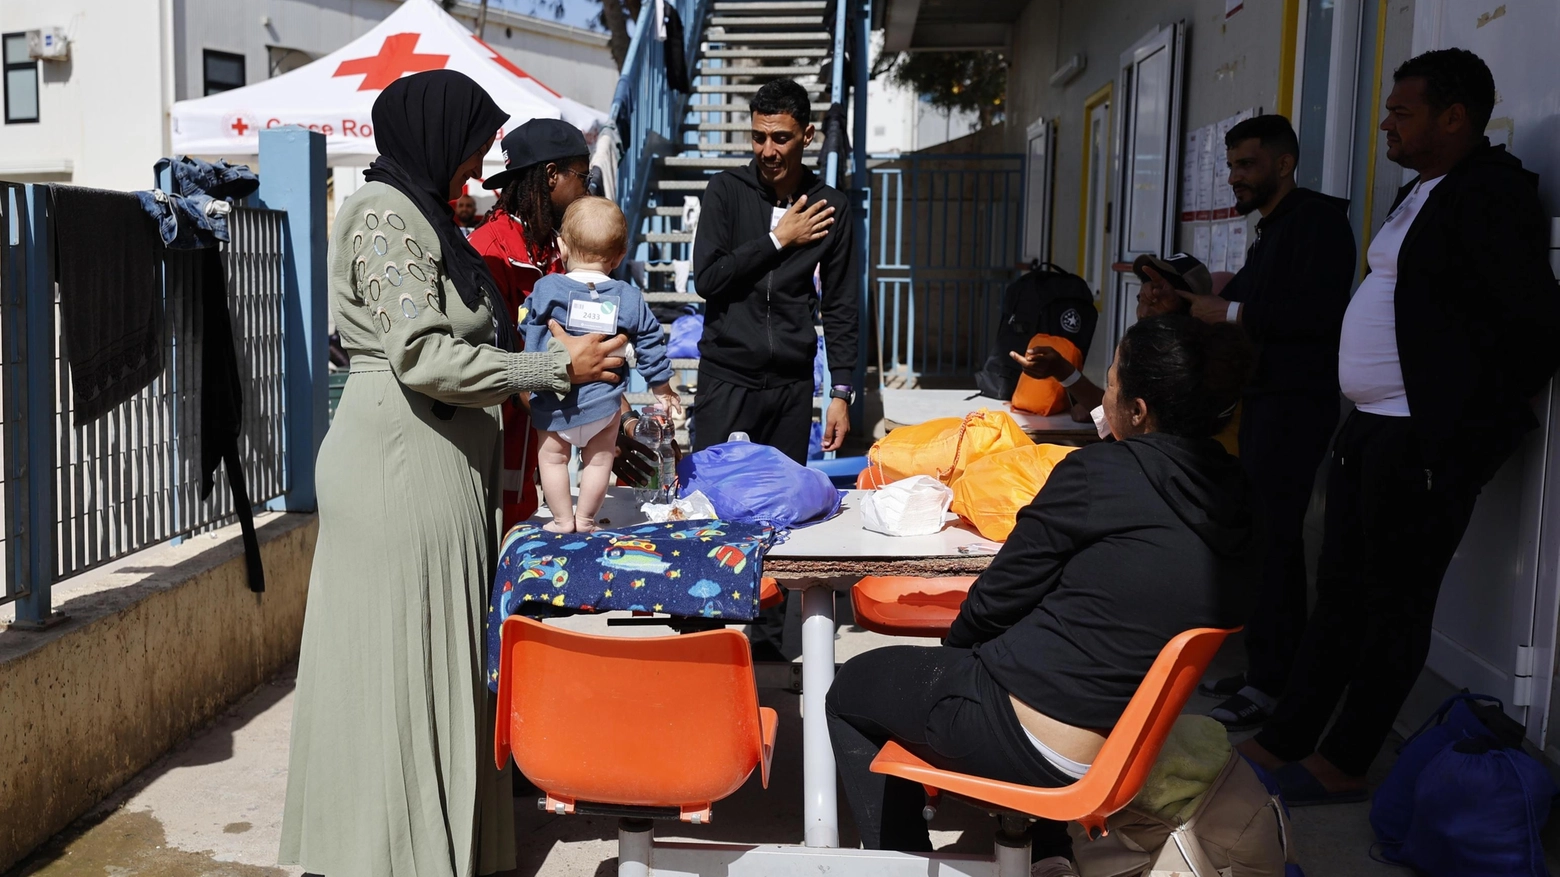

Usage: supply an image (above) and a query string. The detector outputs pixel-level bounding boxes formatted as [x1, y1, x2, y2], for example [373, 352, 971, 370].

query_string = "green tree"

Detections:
[883, 51, 1008, 129]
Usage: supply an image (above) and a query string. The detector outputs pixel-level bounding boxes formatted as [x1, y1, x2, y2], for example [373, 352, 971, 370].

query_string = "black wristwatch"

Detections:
[620, 408, 640, 435]
[829, 384, 854, 403]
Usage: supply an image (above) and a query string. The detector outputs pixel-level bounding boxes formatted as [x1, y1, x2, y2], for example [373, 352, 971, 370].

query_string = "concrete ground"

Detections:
[0, 612, 1497, 877]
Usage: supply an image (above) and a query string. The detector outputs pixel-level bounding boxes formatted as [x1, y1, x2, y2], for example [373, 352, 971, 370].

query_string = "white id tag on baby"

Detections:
[566, 288, 619, 334]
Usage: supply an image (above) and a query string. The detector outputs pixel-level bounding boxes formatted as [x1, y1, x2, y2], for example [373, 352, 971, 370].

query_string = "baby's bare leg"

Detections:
[537, 432, 575, 534]
[573, 422, 621, 534]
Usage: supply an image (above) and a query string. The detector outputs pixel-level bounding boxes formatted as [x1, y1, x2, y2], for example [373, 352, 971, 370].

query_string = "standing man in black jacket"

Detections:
[691, 78, 860, 462]
[1239, 49, 1560, 803]
[1144, 115, 1357, 730]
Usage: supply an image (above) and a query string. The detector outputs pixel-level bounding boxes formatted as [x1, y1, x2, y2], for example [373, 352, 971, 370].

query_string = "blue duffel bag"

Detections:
[1394, 736, 1555, 876]
[1372, 692, 1552, 875]
[1371, 693, 1519, 846]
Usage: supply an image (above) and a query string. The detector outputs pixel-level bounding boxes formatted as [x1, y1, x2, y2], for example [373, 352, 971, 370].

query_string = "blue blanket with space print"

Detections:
[485, 520, 781, 691]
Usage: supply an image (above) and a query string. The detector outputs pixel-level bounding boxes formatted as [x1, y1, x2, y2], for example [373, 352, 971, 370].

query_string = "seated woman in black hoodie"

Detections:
[826, 314, 1258, 876]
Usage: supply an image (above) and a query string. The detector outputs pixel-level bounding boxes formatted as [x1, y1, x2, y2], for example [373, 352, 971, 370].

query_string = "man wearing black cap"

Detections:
[470, 118, 593, 529]
[691, 78, 860, 463]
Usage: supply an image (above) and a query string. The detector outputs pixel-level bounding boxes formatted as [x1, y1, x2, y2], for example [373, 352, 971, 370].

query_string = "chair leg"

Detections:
[994, 814, 1032, 877]
[618, 817, 653, 877]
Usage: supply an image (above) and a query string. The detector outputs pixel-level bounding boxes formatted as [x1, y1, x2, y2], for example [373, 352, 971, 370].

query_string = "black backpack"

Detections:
[975, 263, 1097, 400]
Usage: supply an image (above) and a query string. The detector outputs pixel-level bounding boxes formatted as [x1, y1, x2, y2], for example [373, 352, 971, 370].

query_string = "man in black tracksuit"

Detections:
[692, 78, 860, 463]
[1150, 115, 1357, 729]
[692, 78, 860, 661]
[1240, 49, 1560, 802]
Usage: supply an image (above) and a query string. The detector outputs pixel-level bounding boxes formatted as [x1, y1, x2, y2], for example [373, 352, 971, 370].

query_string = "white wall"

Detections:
[859, 31, 984, 156]
[0, 0, 172, 189]
[1004, 0, 1291, 279]
[914, 99, 979, 150]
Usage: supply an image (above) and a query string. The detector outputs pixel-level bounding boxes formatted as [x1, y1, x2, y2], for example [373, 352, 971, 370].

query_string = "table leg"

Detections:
[800, 582, 839, 848]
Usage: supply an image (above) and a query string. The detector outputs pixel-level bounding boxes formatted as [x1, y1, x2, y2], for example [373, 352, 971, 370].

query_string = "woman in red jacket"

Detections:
[469, 119, 592, 527]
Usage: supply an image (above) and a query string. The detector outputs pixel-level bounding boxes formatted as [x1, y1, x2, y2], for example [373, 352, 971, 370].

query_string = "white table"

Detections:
[880, 388, 1098, 442]
[564, 488, 996, 848]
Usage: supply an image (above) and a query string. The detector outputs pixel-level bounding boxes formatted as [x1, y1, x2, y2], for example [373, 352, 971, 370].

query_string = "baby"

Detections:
[521, 197, 680, 533]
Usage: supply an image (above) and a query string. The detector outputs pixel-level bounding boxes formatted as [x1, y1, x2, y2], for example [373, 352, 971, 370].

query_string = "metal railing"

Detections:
[609, 0, 713, 235]
[867, 153, 1026, 385]
[2, 186, 290, 608]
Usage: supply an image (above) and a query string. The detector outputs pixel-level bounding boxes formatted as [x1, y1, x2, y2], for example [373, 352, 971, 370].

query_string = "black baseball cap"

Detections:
[1131, 253, 1213, 296]
[481, 118, 588, 191]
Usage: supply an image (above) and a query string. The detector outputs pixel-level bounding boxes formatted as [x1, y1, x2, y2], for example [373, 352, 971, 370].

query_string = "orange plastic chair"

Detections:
[494, 616, 778, 824]
[856, 464, 889, 490]
[870, 626, 1239, 839]
[759, 576, 784, 610]
[850, 576, 977, 638]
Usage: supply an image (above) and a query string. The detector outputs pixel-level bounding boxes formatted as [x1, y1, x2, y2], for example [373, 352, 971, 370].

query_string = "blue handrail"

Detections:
[608, 0, 712, 236]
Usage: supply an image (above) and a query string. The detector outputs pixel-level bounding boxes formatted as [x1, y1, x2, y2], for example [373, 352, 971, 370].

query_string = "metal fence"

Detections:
[867, 154, 1026, 386]
[2, 186, 288, 600]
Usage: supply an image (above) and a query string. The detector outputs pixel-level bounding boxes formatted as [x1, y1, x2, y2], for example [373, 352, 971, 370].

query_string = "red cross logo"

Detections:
[230, 117, 250, 136]
[333, 33, 449, 92]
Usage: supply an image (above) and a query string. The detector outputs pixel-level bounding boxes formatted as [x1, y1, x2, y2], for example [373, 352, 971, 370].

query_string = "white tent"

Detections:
[170, 0, 608, 167]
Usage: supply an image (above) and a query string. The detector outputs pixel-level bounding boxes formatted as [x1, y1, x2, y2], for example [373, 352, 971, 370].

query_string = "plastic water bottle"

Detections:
[633, 406, 666, 503]
[656, 416, 678, 501]
[727, 431, 750, 443]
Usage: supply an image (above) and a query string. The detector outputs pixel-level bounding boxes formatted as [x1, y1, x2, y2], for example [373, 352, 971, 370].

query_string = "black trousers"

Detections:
[1238, 392, 1339, 697]
[1255, 411, 1483, 777]
[826, 646, 1076, 860]
[691, 372, 813, 464]
[694, 372, 815, 656]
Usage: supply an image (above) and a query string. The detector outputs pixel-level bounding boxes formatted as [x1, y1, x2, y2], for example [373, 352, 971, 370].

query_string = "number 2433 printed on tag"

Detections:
[567, 295, 618, 334]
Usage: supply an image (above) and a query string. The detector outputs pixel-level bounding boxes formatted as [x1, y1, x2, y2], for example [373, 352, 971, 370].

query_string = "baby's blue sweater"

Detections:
[520, 273, 672, 431]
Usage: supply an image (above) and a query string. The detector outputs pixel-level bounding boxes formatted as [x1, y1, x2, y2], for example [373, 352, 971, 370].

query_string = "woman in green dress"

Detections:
[279, 71, 626, 877]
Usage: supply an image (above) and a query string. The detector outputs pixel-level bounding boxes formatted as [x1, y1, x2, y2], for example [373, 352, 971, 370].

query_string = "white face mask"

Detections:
[1090, 404, 1112, 440]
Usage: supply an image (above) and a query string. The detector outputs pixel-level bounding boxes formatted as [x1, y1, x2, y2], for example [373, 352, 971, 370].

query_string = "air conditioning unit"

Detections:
[27, 28, 69, 62]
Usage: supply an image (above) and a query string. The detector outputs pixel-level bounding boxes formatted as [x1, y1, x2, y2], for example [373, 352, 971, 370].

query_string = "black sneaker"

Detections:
[1209, 691, 1274, 732]
[1198, 673, 1246, 698]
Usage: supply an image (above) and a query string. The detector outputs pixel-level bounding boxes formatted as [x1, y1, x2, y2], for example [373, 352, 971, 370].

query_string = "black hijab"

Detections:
[365, 71, 515, 349]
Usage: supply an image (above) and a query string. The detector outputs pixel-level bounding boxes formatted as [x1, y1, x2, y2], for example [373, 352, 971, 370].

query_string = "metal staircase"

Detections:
[607, 0, 869, 445]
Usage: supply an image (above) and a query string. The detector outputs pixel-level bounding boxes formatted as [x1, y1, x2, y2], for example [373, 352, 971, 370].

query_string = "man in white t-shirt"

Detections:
[1239, 48, 1560, 805]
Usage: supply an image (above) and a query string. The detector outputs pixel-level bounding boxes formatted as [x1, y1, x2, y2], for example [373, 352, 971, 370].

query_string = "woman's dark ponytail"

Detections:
[1115, 314, 1254, 439]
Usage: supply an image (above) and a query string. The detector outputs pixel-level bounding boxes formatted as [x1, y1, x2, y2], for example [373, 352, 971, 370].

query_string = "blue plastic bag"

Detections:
[668, 314, 703, 360]
[678, 441, 843, 528]
[1395, 737, 1556, 876]
[1372, 693, 1512, 847]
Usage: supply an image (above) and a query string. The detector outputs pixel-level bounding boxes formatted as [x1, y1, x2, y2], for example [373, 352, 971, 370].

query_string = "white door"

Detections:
[1022, 118, 1056, 266]
[1082, 94, 1113, 296]
[1411, 0, 1560, 748]
[1104, 23, 1187, 351]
